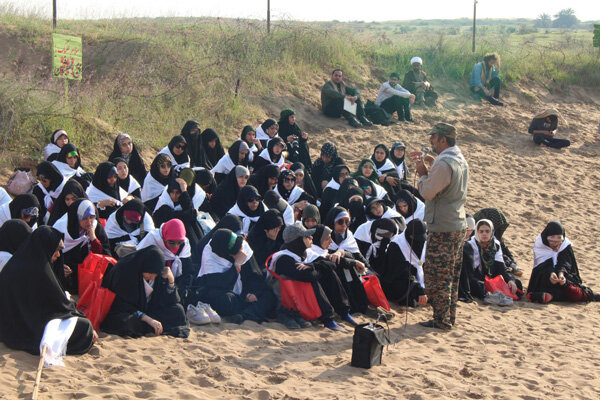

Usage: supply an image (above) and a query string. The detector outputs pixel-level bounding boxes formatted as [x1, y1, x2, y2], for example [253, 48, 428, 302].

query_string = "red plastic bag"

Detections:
[266, 254, 322, 321]
[78, 253, 117, 295]
[76, 281, 116, 331]
[485, 275, 519, 300]
[362, 275, 391, 311]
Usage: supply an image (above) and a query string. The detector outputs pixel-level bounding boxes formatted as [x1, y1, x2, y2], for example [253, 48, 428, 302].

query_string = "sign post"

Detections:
[51, 34, 82, 105]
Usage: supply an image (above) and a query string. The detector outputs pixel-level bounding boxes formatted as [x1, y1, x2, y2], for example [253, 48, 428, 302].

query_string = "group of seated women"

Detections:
[0, 112, 597, 360]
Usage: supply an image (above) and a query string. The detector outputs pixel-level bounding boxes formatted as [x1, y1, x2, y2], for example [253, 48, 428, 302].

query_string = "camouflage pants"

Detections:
[424, 230, 466, 329]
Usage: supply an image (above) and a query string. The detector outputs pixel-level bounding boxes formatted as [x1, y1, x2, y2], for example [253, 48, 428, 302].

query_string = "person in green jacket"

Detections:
[321, 69, 372, 128]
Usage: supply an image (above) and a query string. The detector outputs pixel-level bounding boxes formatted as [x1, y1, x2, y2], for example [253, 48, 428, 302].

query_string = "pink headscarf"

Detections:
[161, 219, 186, 254]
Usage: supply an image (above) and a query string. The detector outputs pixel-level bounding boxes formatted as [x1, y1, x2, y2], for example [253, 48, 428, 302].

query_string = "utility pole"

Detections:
[267, 0, 271, 34]
[472, 0, 477, 52]
[53, 0, 57, 29]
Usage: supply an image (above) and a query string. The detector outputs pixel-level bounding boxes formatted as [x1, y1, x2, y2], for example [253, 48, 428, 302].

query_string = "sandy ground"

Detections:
[2, 82, 600, 399]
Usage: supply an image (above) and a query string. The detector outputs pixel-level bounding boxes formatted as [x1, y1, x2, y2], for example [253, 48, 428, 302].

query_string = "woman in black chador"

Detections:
[101, 245, 190, 338]
[0, 226, 95, 355]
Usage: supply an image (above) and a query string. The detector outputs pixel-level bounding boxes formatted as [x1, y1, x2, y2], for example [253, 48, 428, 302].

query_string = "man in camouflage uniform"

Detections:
[411, 123, 468, 330]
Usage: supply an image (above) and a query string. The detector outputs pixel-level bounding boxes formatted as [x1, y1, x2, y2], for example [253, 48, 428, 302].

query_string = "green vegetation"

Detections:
[0, 7, 598, 168]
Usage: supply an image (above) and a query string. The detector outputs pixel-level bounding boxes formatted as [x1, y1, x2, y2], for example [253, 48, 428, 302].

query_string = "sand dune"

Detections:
[1, 82, 600, 399]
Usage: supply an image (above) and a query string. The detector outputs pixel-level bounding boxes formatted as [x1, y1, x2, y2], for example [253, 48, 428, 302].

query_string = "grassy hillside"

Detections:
[0, 9, 598, 171]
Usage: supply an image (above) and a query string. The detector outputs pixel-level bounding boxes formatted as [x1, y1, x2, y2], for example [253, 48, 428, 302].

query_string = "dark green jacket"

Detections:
[320, 80, 359, 111]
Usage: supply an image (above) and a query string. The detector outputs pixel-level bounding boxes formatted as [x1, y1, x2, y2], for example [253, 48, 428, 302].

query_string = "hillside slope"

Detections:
[1, 14, 600, 400]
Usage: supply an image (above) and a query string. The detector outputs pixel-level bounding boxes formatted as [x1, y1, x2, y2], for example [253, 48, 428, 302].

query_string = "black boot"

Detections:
[404, 104, 414, 122]
[358, 115, 373, 127]
[343, 112, 362, 128]
[486, 96, 504, 107]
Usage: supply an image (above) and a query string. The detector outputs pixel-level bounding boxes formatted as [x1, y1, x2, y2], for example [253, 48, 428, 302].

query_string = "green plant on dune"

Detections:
[0, 8, 598, 169]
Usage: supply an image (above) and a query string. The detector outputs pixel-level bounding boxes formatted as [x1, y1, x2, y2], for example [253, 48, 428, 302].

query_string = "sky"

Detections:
[11, 0, 600, 22]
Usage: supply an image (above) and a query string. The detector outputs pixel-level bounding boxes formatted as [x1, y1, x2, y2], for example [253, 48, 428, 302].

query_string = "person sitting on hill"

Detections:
[375, 72, 415, 122]
[528, 108, 570, 150]
[0, 226, 96, 356]
[268, 222, 344, 330]
[255, 119, 280, 148]
[47, 180, 87, 226]
[395, 189, 425, 223]
[44, 129, 70, 162]
[311, 142, 345, 197]
[159, 135, 191, 172]
[111, 157, 142, 199]
[105, 198, 155, 258]
[325, 206, 370, 314]
[210, 140, 250, 183]
[52, 143, 92, 189]
[246, 209, 285, 271]
[141, 154, 173, 213]
[320, 164, 351, 219]
[277, 109, 312, 171]
[179, 120, 202, 167]
[463, 219, 522, 303]
[226, 186, 267, 235]
[153, 173, 208, 263]
[403, 57, 438, 107]
[473, 207, 523, 277]
[321, 69, 372, 128]
[240, 125, 262, 164]
[107, 133, 147, 184]
[263, 190, 295, 226]
[290, 162, 319, 203]
[527, 221, 599, 304]
[86, 161, 131, 220]
[137, 219, 195, 306]
[33, 161, 66, 225]
[0, 220, 32, 273]
[210, 166, 249, 219]
[53, 199, 111, 294]
[302, 204, 320, 229]
[380, 219, 428, 307]
[252, 136, 286, 171]
[198, 228, 276, 325]
[0, 194, 40, 229]
[470, 52, 503, 106]
[248, 164, 280, 196]
[197, 128, 226, 171]
[101, 245, 189, 338]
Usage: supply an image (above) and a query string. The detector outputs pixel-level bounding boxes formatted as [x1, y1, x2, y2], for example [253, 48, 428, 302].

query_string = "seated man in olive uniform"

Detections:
[321, 69, 372, 128]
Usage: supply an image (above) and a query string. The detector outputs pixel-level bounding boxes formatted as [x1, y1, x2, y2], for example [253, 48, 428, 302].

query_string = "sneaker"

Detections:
[276, 309, 301, 329]
[484, 292, 503, 305]
[197, 302, 221, 323]
[376, 306, 395, 321]
[341, 313, 358, 327]
[511, 264, 524, 277]
[527, 292, 553, 304]
[228, 314, 244, 324]
[324, 319, 345, 331]
[289, 310, 312, 328]
[186, 304, 211, 325]
[498, 294, 514, 306]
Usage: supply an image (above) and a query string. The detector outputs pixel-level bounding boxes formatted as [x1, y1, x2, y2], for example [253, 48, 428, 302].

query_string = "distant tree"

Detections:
[553, 8, 579, 29]
[535, 13, 552, 28]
